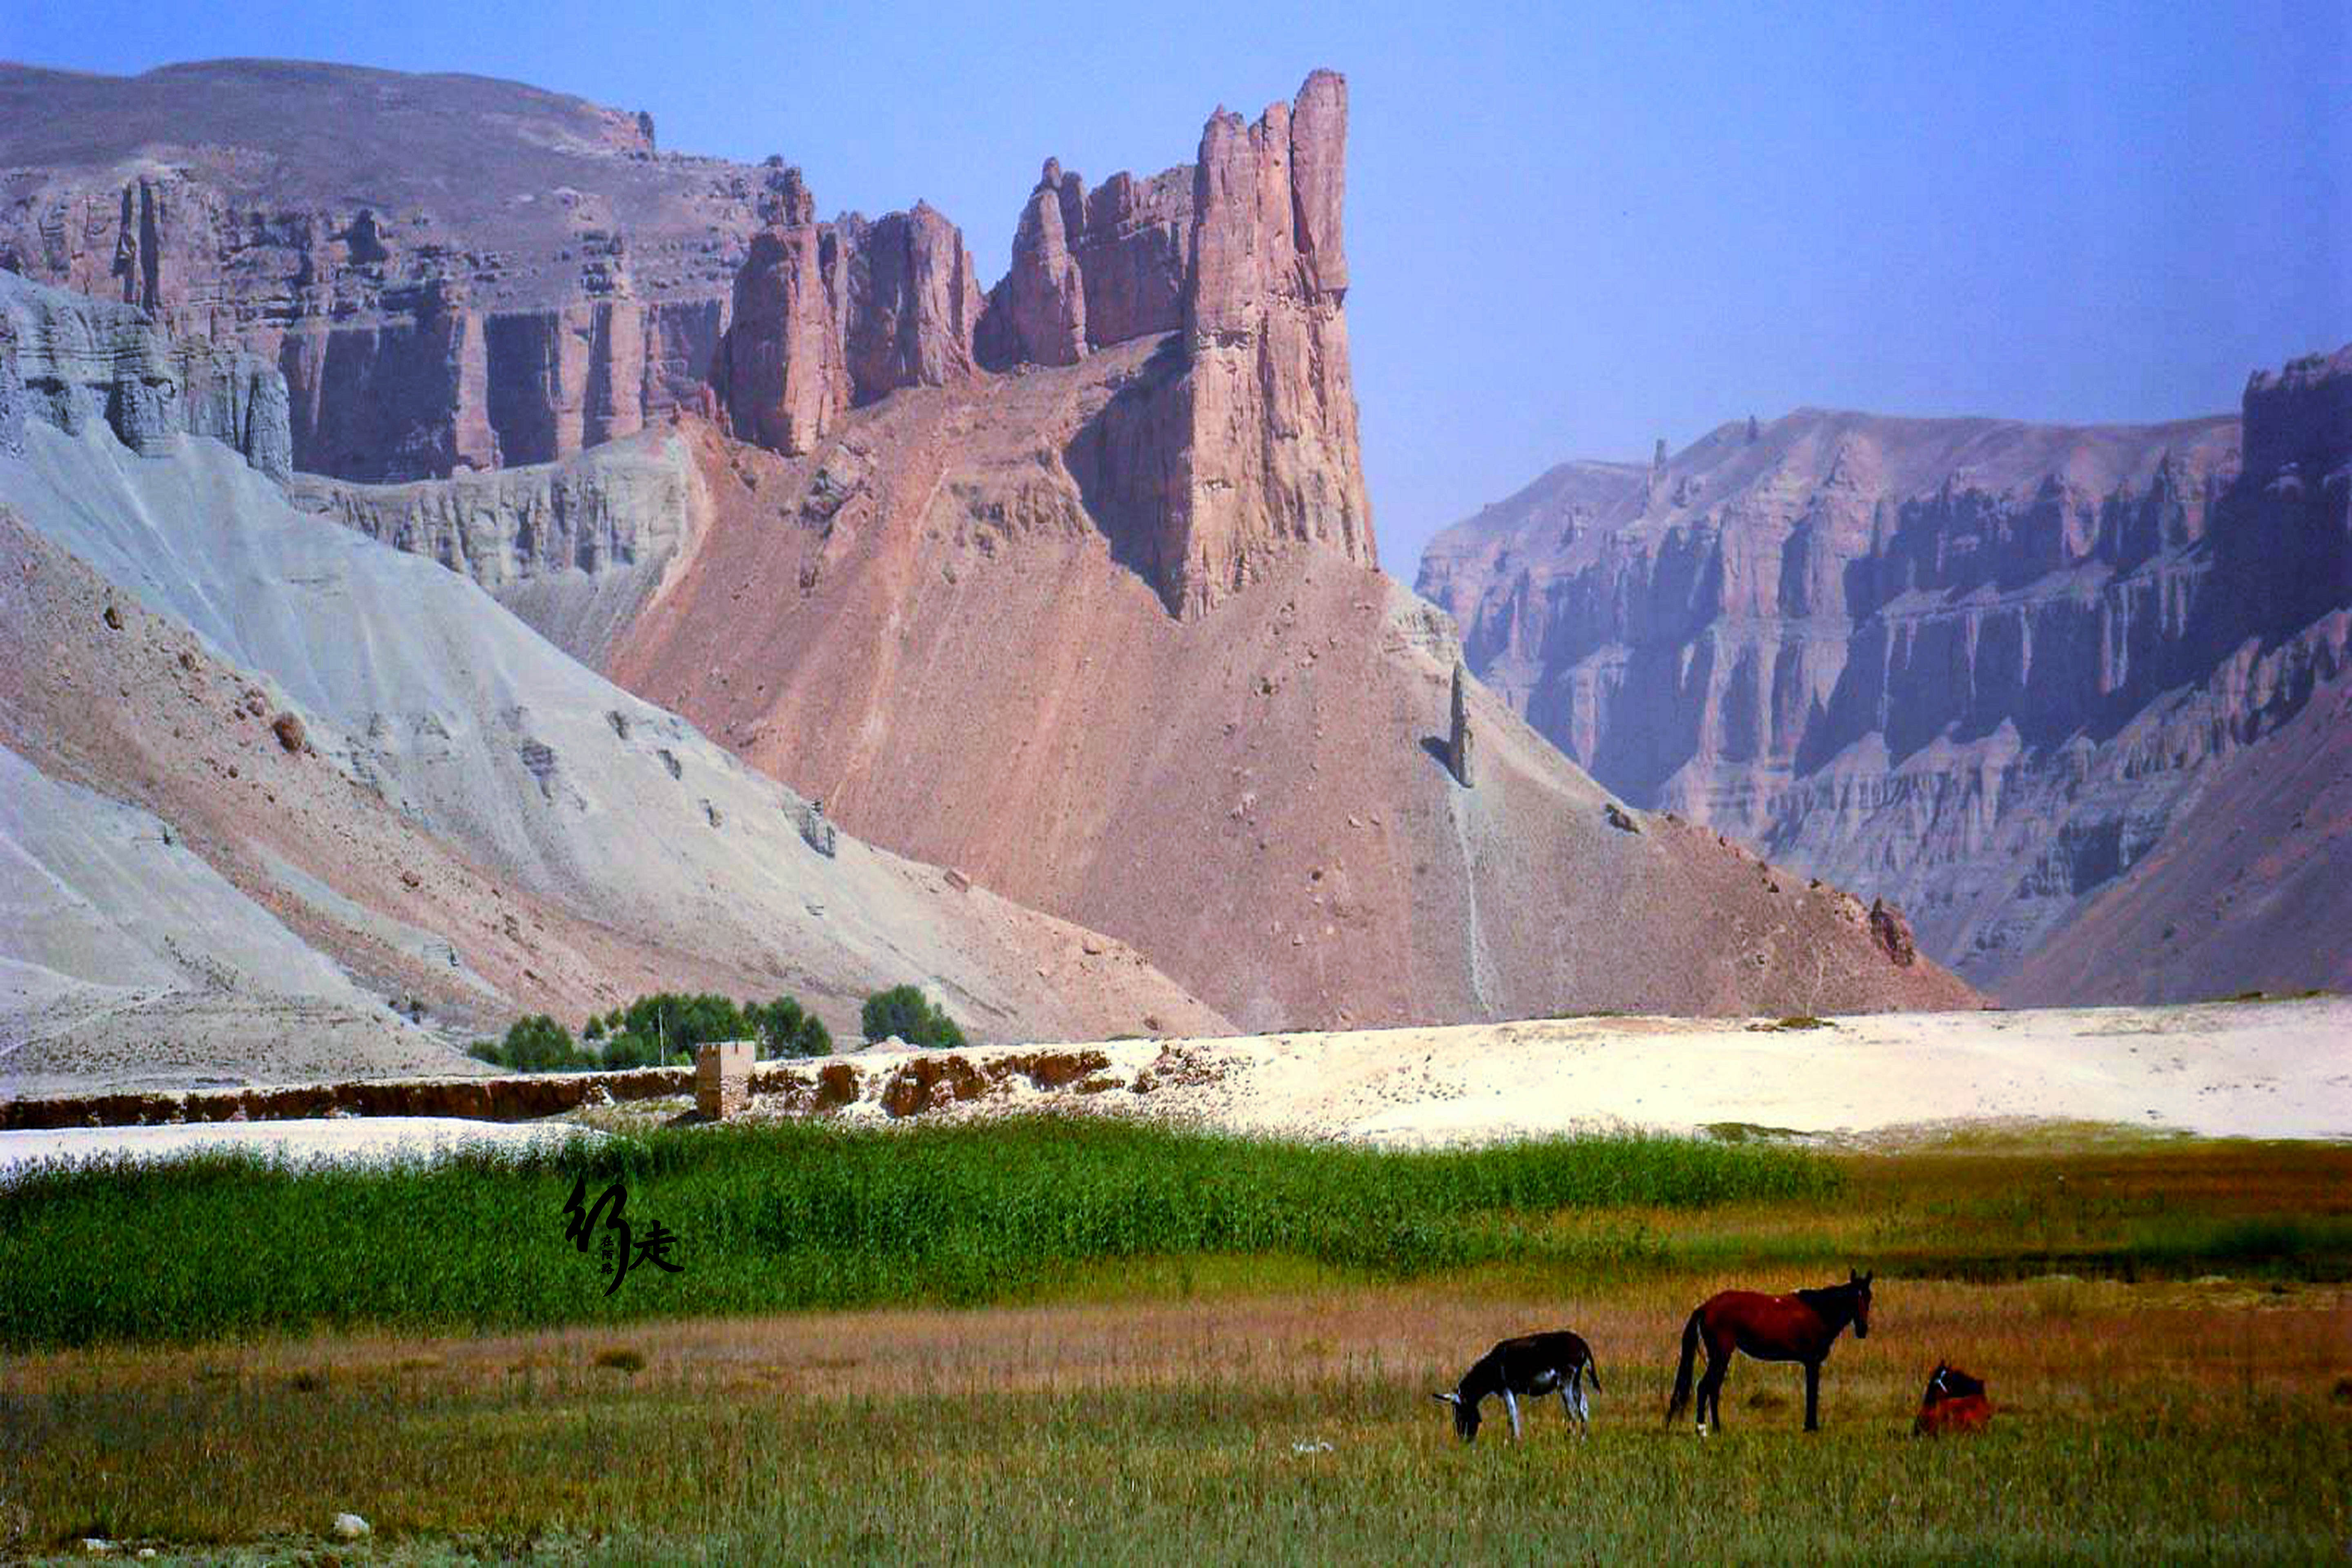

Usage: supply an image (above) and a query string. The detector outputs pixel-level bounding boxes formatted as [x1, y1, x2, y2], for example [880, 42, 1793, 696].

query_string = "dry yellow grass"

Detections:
[6, 1272, 2348, 1561]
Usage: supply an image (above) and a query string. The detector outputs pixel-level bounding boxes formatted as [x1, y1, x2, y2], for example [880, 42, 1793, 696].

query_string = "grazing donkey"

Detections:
[1912, 1362, 1992, 1436]
[1665, 1269, 1872, 1434]
[1433, 1330, 1601, 1443]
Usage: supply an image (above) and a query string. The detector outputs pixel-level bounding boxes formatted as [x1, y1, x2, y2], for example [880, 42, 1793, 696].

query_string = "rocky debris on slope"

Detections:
[0, 268, 290, 478]
[1868, 898, 1917, 967]
[601, 399, 1977, 1031]
[1419, 344, 2352, 997]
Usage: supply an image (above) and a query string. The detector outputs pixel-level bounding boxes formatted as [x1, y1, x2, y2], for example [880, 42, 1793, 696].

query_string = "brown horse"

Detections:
[1912, 1362, 1991, 1436]
[1664, 1270, 1872, 1434]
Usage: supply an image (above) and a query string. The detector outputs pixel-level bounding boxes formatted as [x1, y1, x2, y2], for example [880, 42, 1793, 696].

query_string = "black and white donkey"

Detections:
[1433, 1331, 1601, 1443]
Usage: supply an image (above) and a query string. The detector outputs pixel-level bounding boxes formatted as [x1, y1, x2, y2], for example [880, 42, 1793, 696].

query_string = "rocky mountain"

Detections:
[1418, 347, 2352, 998]
[3, 60, 1976, 1038]
[0, 273, 1228, 1092]
[713, 69, 1370, 617]
[270, 70, 1974, 1031]
[0, 60, 919, 482]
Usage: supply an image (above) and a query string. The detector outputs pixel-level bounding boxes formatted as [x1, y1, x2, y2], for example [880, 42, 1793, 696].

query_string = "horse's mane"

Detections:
[1793, 1279, 1862, 1319]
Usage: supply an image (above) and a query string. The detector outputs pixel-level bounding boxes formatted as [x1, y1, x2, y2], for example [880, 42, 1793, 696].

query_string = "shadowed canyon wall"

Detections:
[1419, 347, 2352, 996]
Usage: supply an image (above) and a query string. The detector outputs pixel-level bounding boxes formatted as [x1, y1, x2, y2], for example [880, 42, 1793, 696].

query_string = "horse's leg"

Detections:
[1572, 1373, 1590, 1438]
[1695, 1342, 1729, 1434]
[1504, 1388, 1523, 1443]
[1803, 1361, 1820, 1433]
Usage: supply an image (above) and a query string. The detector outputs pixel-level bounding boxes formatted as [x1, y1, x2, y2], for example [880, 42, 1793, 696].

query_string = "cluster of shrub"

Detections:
[467, 984, 966, 1073]
[858, 984, 966, 1050]
[468, 991, 833, 1073]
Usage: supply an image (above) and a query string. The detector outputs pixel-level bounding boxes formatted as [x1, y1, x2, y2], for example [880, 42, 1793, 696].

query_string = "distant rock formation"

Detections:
[0, 61, 765, 481]
[842, 204, 985, 398]
[713, 171, 989, 457]
[1054, 70, 1374, 617]
[715, 170, 844, 458]
[0, 267, 290, 478]
[1419, 344, 2352, 999]
[1447, 662, 1474, 786]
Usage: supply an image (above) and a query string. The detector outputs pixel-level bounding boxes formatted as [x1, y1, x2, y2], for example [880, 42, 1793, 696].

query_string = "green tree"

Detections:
[486, 1014, 582, 1072]
[861, 985, 966, 1049]
[751, 996, 833, 1058]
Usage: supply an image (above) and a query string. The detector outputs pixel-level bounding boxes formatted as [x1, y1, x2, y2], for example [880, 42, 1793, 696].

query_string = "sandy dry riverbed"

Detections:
[4, 996, 2346, 1174]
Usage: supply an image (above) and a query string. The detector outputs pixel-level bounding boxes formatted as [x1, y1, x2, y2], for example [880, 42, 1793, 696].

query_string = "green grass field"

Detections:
[2, 1123, 2348, 1562]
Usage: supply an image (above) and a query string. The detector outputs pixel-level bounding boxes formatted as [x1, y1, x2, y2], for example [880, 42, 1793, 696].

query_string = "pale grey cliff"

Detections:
[0, 268, 291, 479]
[288, 428, 701, 666]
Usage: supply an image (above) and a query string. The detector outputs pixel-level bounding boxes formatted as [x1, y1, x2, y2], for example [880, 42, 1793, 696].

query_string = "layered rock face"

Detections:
[974, 162, 1191, 370]
[709, 71, 1371, 616]
[713, 173, 987, 457]
[0, 61, 770, 480]
[983, 160, 1091, 368]
[1162, 69, 1370, 615]
[842, 204, 985, 396]
[1419, 346, 2352, 996]
[1049, 70, 1373, 616]
[0, 267, 290, 477]
[287, 432, 697, 590]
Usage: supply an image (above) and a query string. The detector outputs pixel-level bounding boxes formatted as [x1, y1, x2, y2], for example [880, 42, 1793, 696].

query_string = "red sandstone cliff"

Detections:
[70, 60, 1976, 1029]
[582, 72, 1976, 1028]
[716, 72, 1372, 617]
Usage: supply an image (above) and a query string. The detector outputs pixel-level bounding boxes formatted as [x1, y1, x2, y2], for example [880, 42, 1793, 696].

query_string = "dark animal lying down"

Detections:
[1434, 1330, 1601, 1443]
[1913, 1362, 1991, 1435]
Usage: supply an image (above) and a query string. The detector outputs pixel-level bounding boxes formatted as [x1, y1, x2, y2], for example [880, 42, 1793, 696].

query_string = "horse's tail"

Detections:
[1584, 1346, 1602, 1391]
[1663, 1307, 1702, 1425]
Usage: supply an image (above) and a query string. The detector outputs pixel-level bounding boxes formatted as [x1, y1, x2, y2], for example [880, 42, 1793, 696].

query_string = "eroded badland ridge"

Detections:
[0, 61, 1977, 1035]
[1, 267, 1230, 1093]
[1419, 350, 2352, 1001]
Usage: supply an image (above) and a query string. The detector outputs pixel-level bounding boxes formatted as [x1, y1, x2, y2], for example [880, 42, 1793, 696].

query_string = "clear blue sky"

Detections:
[7, 0, 2347, 577]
